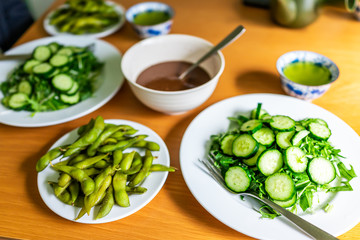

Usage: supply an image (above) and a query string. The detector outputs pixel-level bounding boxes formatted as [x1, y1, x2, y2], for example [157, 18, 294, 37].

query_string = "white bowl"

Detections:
[121, 34, 225, 114]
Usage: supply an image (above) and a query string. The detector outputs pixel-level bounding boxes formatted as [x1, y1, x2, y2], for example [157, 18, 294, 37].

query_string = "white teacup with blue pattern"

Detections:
[126, 2, 174, 39]
[276, 51, 339, 101]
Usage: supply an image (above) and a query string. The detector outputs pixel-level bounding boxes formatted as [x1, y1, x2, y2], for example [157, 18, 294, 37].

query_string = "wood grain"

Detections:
[1, 0, 359, 239]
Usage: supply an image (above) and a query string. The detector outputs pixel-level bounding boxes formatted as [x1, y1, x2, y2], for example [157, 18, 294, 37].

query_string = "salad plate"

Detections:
[37, 119, 170, 224]
[43, 1, 126, 38]
[180, 93, 360, 240]
[0, 36, 124, 127]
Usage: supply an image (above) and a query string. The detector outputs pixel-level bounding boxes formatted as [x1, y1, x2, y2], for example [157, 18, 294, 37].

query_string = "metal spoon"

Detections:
[178, 25, 246, 80]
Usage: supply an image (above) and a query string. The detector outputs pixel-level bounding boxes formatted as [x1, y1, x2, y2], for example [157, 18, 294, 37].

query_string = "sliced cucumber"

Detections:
[273, 193, 297, 208]
[265, 172, 295, 201]
[32, 62, 54, 76]
[18, 81, 32, 95]
[291, 129, 310, 146]
[33, 45, 52, 62]
[251, 108, 268, 120]
[295, 124, 306, 132]
[276, 131, 295, 149]
[48, 42, 61, 53]
[224, 166, 251, 192]
[49, 54, 69, 67]
[52, 74, 74, 92]
[57, 47, 73, 56]
[285, 146, 308, 173]
[308, 122, 331, 140]
[8, 92, 29, 109]
[66, 81, 79, 95]
[243, 144, 266, 166]
[240, 119, 262, 133]
[308, 157, 336, 185]
[252, 127, 275, 147]
[220, 134, 237, 155]
[232, 134, 259, 158]
[257, 149, 283, 176]
[60, 92, 80, 105]
[23, 59, 40, 73]
[270, 115, 295, 132]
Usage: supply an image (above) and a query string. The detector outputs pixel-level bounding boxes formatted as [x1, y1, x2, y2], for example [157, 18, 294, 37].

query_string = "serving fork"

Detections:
[199, 156, 339, 240]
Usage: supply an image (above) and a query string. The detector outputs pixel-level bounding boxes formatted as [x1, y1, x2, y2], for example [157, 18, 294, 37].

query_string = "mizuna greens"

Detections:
[209, 103, 356, 218]
[0, 42, 102, 114]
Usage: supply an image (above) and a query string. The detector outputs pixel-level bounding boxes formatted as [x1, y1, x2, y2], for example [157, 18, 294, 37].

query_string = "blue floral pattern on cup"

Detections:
[276, 51, 339, 101]
[126, 2, 174, 39]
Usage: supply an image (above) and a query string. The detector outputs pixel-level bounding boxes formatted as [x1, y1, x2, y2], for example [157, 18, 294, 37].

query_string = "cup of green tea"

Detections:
[276, 51, 339, 101]
[126, 2, 174, 38]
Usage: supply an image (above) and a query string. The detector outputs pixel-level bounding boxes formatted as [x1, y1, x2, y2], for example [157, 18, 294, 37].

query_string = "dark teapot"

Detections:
[270, 0, 320, 28]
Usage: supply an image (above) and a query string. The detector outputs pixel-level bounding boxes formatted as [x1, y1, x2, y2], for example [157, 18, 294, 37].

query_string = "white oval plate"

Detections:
[0, 36, 124, 127]
[37, 119, 170, 223]
[43, 1, 126, 38]
[180, 93, 360, 240]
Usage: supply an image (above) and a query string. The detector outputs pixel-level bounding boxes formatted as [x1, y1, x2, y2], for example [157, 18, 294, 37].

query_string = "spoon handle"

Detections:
[178, 25, 246, 80]
[241, 192, 339, 240]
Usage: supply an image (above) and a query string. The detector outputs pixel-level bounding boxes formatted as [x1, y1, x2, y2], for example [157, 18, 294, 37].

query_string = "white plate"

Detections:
[37, 119, 170, 223]
[0, 36, 124, 127]
[43, 1, 126, 38]
[180, 93, 360, 240]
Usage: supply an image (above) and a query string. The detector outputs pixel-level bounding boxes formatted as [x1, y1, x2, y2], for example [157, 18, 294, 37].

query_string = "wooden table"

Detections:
[1, 0, 360, 239]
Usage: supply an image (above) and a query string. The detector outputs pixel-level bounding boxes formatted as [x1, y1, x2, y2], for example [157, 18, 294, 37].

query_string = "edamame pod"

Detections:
[98, 135, 147, 153]
[87, 125, 124, 156]
[36, 146, 67, 172]
[128, 150, 154, 187]
[113, 171, 129, 207]
[73, 154, 108, 169]
[150, 164, 176, 172]
[95, 184, 114, 220]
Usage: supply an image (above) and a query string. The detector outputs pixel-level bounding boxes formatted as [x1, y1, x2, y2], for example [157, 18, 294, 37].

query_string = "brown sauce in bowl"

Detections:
[136, 61, 211, 91]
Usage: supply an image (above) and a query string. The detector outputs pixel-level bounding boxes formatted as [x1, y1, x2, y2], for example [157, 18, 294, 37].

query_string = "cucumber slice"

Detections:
[270, 115, 295, 132]
[66, 81, 79, 95]
[18, 81, 32, 95]
[243, 144, 266, 166]
[52, 74, 74, 92]
[285, 146, 308, 173]
[49, 54, 69, 67]
[23, 59, 40, 73]
[265, 173, 295, 201]
[251, 108, 268, 120]
[32, 63, 54, 76]
[308, 122, 331, 140]
[291, 130, 310, 146]
[220, 134, 237, 155]
[48, 42, 61, 53]
[276, 131, 295, 149]
[308, 157, 336, 185]
[8, 92, 29, 109]
[57, 47, 73, 56]
[240, 120, 262, 133]
[252, 127, 275, 147]
[33, 45, 52, 62]
[295, 124, 306, 132]
[60, 92, 80, 105]
[224, 166, 251, 192]
[257, 149, 283, 176]
[272, 193, 297, 208]
[232, 134, 259, 158]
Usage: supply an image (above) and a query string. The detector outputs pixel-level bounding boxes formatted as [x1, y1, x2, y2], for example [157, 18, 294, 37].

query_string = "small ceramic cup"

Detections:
[126, 2, 174, 38]
[276, 50, 339, 101]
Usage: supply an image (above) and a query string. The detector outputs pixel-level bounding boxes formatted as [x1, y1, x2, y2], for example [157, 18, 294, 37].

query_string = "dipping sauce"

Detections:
[136, 61, 211, 91]
[283, 62, 332, 86]
[133, 11, 171, 26]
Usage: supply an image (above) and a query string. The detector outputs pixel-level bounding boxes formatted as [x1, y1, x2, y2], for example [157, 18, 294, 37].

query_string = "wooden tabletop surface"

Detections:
[1, 0, 360, 239]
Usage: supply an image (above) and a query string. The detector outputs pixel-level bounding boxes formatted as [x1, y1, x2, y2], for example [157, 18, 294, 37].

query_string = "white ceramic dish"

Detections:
[180, 93, 360, 240]
[0, 36, 124, 127]
[37, 119, 170, 224]
[121, 34, 225, 115]
[43, 1, 126, 38]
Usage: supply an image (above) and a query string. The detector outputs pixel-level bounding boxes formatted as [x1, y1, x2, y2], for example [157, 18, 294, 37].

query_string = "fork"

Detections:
[199, 156, 339, 240]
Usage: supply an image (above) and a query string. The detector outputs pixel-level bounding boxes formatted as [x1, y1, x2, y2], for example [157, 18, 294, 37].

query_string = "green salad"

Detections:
[209, 103, 356, 218]
[0, 42, 102, 113]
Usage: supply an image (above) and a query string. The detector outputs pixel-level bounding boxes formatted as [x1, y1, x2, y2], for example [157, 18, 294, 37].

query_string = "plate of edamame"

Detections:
[37, 119, 171, 223]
